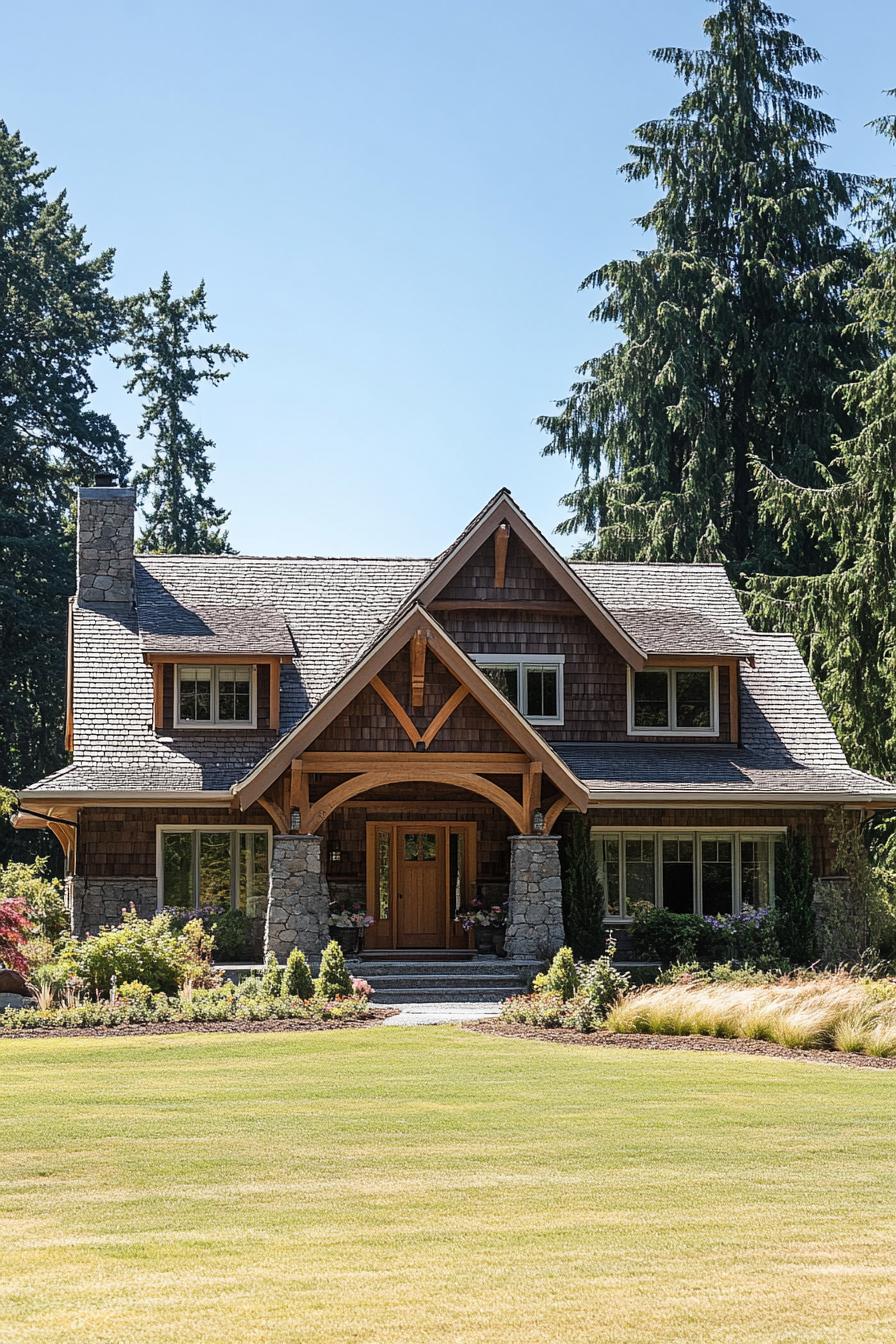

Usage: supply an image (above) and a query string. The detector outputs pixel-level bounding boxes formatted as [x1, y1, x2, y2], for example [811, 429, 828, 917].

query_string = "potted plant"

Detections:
[328, 903, 375, 956]
[489, 903, 508, 958]
[456, 901, 495, 954]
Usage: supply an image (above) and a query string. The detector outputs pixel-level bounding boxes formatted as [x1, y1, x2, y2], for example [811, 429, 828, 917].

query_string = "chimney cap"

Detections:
[93, 471, 119, 487]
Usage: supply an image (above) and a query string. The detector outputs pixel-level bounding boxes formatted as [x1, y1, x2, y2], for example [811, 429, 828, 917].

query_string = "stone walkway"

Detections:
[381, 1002, 502, 1026]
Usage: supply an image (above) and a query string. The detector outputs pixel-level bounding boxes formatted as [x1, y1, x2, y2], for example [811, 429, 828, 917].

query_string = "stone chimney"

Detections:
[76, 478, 136, 607]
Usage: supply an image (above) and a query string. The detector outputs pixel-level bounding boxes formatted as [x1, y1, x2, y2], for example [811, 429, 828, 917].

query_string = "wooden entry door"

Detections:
[395, 826, 444, 948]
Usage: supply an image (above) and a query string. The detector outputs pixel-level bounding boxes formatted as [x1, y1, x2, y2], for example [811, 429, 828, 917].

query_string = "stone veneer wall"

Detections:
[76, 485, 136, 606]
[66, 875, 158, 937]
[264, 835, 330, 962]
[504, 835, 564, 961]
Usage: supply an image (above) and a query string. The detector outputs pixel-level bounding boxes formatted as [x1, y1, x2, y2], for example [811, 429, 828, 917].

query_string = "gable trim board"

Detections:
[232, 603, 591, 814]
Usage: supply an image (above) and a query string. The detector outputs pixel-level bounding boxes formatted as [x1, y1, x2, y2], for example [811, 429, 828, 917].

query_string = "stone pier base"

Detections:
[264, 834, 330, 961]
[65, 876, 158, 937]
[504, 835, 564, 961]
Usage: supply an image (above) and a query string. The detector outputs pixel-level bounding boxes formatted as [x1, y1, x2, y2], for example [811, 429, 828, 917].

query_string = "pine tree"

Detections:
[0, 121, 128, 857]
[119, 273, 246, 554]
[540, 1, 870, 576]
[750, 96, 896, 780]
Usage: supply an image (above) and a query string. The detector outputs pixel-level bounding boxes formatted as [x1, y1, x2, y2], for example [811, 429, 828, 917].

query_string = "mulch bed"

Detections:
[466, 1019, 896, 1070]
[0, 1007, 394, 1041]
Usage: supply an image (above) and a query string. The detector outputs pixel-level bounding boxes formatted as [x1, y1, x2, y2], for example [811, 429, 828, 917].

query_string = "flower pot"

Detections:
[473, 926, 495, 954]
[492, 928, 507, 958]
[331, 927, 360, 956]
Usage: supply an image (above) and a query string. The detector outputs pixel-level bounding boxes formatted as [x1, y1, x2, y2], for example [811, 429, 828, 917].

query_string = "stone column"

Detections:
[264, 834, 330, 962]
[504, 834, 564, 962]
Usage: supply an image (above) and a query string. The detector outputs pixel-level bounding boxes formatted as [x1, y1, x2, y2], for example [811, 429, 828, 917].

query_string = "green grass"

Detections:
[2, 1028, 895, 1344]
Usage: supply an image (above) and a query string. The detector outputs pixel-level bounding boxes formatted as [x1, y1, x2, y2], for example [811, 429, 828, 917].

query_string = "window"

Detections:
[591, 828, 783, 919]
[158, 827, 271, 915]
[176, 665, 255, 727]
[627, 667, 717, 736]
[473, 654, 564, 724]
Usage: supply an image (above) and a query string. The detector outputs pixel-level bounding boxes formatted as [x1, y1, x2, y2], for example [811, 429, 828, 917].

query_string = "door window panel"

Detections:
[662, 837, 694, 913]
[700, 836, 734, 915]
[376, 828, 392, 920]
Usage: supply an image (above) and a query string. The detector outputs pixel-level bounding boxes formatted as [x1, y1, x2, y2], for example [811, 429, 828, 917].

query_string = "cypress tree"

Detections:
[0, 121, 128, 856]
[750, 96, 896, 780]
[119, 273, 246, 554]
[540, 1, 870, 577]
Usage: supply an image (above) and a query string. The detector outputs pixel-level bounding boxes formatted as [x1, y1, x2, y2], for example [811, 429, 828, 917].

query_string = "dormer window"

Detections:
[473, 654, 564, 726]
[627, 666, 718, 736]
[175, 664, 256, 728]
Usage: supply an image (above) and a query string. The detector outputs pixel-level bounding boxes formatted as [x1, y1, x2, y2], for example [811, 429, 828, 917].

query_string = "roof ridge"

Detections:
[136, 554, 433, 563]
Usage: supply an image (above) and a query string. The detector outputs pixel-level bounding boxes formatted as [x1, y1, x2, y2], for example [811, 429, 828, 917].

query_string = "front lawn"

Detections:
[2, 1028, 895, 1343]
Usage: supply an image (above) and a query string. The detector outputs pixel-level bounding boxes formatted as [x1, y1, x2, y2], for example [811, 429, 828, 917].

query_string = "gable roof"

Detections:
[234, 603, 590, 811]
[394, 488, 648, 668]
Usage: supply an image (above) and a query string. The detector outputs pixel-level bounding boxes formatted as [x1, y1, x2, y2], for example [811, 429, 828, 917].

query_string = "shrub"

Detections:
[281, 948, 314, 999]
[0, 896, 32, 974]
[577, 937, 630, 1019]
[260, 952, 283, 996]
[532, 946, 579, 1001]
[116, 980, 154, 1008]
[774, 830, 815, 964]
[500, 992, 567, 1028]
[170, 905, 253, 961]
[316, 940, 353, 998]
[561, 815, 604, 960]
[0, 857, 69, 942]
[629, 904, 704, 964]
[73, 910, 217, 996]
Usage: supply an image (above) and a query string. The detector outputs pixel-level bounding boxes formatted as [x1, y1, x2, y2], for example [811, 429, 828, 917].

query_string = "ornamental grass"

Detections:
[604, 975, 896, 1056]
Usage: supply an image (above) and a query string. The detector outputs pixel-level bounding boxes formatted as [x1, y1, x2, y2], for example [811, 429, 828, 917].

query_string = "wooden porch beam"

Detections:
[370, 676, 423, 747]
[494, 523, 509, 589]
[522, 761, 543, 832]
[300, 751, 529, 773]
[305, 768, 526, 836]
[410, 630, 427, 709]
[543, 797, 570, 835]
[257, 795, 289, 834]
[421, 686, 469, 748]
[290, 759, 309, 822]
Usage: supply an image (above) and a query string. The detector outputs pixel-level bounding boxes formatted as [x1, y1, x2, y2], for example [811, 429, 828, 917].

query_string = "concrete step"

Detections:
[374, 987, 513, 1005]
[351, 958, 540, 976]
[362, 973, 527, 992]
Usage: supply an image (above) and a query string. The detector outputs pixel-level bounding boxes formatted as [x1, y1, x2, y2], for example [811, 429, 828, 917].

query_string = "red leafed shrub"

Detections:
[0, 897, 33, 975]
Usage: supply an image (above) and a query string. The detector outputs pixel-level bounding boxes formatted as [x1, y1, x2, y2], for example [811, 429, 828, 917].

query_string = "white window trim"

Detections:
[174, 664, 258, 729]
[472, 653, 565, 725]
[626, 665, 719, 737]
[592, 825, 785, 922]
[156, 825, 272, 912]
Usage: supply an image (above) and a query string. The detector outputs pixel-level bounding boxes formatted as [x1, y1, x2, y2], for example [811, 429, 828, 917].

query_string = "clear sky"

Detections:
[6, 1, 896, 556]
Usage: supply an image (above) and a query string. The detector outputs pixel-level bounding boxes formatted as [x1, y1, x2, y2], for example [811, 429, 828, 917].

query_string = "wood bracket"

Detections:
[421, 686, 469, 749]
[371, 675, 424, 747]
[410, 630, 427, 709]
[494, 523, 509, 589]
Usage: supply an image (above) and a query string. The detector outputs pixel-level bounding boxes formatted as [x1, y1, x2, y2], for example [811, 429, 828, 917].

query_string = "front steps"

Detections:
[347, 956, 540, 1004]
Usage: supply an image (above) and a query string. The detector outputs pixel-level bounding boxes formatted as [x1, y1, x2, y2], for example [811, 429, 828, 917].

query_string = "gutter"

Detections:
[17, 790, 234, 807]
[583, 789, 896, 807]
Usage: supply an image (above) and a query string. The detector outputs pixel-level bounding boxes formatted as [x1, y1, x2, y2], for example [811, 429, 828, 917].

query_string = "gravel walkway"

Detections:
[382, 1002, 502, 1026]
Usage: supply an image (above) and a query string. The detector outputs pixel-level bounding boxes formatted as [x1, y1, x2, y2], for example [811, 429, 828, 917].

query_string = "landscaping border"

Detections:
[0, 1008, 394, 1040]
[465, 1019, 896, 1069]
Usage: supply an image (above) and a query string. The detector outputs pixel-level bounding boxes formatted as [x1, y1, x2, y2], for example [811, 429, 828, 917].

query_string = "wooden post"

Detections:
[410, 630, 427, 709]
[494, 523, 510, 589]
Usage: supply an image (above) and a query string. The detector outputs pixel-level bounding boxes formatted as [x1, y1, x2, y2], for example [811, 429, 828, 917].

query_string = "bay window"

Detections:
[592, 828, 783, 919]
[628, 666, 718, 735]
[474, 654, 564, 725]
[176, 664, 255, 727]
[158, 827, 271, 917]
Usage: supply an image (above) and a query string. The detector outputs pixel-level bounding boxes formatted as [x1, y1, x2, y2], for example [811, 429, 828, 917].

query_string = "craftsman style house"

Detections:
[15, 484, 896, 961]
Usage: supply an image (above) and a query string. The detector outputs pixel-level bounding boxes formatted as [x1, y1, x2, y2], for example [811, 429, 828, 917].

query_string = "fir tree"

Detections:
[750, 95, 896, 780]
[0, 121, 128, 857]
[540, 1, 870, 576]
[119, 273, 246, 553]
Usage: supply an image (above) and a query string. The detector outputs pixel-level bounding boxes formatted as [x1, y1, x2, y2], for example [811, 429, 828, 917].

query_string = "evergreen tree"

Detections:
[750, 96, 896, 780]
[119, 273, 245, 553]
[0, 121, 128, 857]
[540, 1, 870, 577]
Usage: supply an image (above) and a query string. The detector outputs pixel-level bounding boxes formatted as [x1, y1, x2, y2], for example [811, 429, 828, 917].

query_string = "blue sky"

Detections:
[6, 1, 896, 555]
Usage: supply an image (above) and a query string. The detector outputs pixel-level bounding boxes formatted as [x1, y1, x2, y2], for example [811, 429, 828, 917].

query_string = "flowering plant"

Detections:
[328, 902, 375, 929]
[455, 900, 507, 930]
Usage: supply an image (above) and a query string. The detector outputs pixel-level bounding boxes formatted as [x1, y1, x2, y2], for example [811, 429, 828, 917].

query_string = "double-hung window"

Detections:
[627, 667, 718, 735]
[176, 665, 255, 727]
[473, 654, 564, 725]
[592, 828, 784, 919]
[158, 827, 271, 917]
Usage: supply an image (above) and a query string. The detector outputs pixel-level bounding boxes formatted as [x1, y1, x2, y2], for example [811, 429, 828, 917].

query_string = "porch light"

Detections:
[532, 809, 545, 835]
[289, 808, 301, 833]
[329, 847, 342, 865]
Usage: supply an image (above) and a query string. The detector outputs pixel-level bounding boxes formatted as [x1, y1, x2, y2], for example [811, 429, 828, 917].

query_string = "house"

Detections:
[14, 483, 896, 963]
